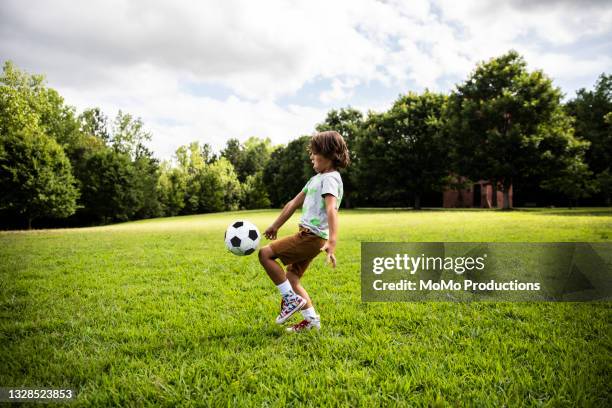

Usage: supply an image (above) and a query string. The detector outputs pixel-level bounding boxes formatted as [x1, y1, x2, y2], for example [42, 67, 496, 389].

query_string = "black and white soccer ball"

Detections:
[224, 220, 261, 256]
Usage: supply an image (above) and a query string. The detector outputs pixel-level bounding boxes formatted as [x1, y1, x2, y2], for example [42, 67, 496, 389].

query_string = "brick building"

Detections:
[443, 180, 513, 208]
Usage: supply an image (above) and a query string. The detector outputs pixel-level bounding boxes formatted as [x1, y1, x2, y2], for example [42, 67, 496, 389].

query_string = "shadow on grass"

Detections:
[350, 207, 500, 213]
[512, 208, 612, 217]
[350, 207, 612, 216]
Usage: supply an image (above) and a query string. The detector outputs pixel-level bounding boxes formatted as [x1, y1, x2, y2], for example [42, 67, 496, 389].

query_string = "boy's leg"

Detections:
[286, 261, 313, 308]
[258, 245, 286, 285]
[286, 260, 321, 332]
[258, 244, 306, 324]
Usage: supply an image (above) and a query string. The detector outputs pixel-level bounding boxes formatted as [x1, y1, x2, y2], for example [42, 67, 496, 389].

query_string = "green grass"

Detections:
[1, 208, 611, 406]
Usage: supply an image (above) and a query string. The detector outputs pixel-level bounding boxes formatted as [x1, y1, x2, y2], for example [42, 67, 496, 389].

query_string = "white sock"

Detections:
[276, 280, 294, 297]
[301, 307, 318, 321]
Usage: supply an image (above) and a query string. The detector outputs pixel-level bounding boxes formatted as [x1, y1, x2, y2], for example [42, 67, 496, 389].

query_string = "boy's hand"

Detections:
[264, 225, 278, 240]
[320, 241, 337, 268]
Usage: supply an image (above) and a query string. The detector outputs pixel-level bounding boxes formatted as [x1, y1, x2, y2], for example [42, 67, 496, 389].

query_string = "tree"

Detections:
[242, 137, 272, 177]
[221, 137, 272, 183]
[76, 149, 140, 224]
[541, 157, 598, 208]
[0, 62, 159, 227]
[0, 62, 79, 229]
[220, 137, 273, 208]
[166, 142, 243, 214]
[79, 107, 110, 142]
[316, 107, 363, 208]
[67, 107, 112, 224]
[445, 50, 589, 209]
[596, 167, 612, 206]
[175, 142, 210, 214]
[195, 158, 242, 212]
[111, 110, 152, 160]
[357, 92, 449, 209]
[200, 142, 217, 165]
[133, 154, 162, 219]
[157, 161, 187, 216]
[242, 172, 271, 209]
[220, 138, 243, 176]
[110, 111, 162, 218]
[263, 136, 314, 207]
[0, 61, 82, 154]
[566, 74, 612, 205]
[0, 129, 79, 229]
[175, 141, 211, 173]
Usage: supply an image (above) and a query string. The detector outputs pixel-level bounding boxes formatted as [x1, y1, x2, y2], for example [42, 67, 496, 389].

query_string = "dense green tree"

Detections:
[0, 62, 79, 229]
[79, 107, 110, 142]
[221, 137, 272, 208]
[3, 54, 607, 229]
[157, 161, 188, 216]
[262, 146, 284, 207]
[445, 50, 589, 209]
[221, 137, 272, 183]
[0, 129, 79, 229]
[76, 149, 140, 223]
[67, 140, 109, 224]
[243, 137, 272, 177]
[263, 136, 314, 207]
[358, 92, 449, 209]
[110, 111, 161, 218]
[71, 109, 162, 223]
[175, 142, 208, 173]
[133, 155, 162, 219]
[200, 142, 217, 165]
[242, 171, 271, 209]
[176, 142, 209, 214]
[111, 110, 152, 160]
[541, 157, 598, 208]
[195, 157, 242, 212]
[536, 108, 596, 206]
[220, 138, 242, 173]
[69, 107, 111, 224]
[163, 142, 243, 215]
[596, 167, 612, 206]
[566, 74, 612, 205]
[0, 63, 157, 227]
[0, 61, 82, 153]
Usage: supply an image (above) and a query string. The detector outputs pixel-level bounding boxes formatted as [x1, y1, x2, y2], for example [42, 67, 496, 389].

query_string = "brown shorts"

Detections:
[268, 226, 326, 277]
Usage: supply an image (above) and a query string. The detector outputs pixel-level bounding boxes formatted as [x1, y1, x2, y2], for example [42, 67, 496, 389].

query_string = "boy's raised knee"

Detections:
[258, 245, 272, 262]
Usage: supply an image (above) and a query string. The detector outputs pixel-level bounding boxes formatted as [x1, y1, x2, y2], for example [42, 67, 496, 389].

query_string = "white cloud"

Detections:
[1, 0, 610, 160]
[319, 78, 361, 103]
[1, 0, 390, 100]
[59, 65, 328, 160]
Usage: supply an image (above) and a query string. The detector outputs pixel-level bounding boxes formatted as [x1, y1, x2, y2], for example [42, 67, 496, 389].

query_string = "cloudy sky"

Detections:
[1, 0, 611, 161]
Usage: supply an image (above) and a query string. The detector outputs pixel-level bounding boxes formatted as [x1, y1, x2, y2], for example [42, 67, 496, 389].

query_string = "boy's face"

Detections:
[310, 152, 332, 173]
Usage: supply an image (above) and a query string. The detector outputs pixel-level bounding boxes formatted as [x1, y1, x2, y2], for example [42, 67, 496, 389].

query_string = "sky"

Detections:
[1, 0, 611, 161]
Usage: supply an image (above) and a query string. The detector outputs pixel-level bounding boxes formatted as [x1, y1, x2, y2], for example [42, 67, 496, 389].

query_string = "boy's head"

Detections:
[308, 131, 350, 171]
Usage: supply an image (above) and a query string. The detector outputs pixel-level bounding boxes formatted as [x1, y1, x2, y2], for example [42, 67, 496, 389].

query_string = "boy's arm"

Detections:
[320, 194, 338, 268]
[264, 191, 306, 240]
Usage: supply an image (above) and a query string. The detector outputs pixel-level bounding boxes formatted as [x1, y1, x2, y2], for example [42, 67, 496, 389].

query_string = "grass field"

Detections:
[1, 208, 611, 406]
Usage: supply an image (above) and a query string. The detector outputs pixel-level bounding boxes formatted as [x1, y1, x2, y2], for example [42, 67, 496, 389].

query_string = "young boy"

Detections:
[258, 131, 350, 332]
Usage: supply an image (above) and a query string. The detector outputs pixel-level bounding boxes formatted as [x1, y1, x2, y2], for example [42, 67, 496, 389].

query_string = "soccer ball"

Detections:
[224, 220, 261, 256]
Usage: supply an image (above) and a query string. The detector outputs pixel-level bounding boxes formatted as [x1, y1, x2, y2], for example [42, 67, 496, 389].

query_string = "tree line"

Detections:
[1, 51, 610, 229]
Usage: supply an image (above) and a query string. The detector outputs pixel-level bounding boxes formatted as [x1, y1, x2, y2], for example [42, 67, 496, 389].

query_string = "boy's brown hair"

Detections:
[308, 131, 350, 169]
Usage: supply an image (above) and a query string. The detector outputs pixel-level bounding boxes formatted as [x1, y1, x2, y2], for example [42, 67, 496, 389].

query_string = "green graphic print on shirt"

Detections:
[299, 171, 343, 239]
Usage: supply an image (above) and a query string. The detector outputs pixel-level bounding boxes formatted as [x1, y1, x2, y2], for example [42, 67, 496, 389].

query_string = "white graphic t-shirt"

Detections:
[299, 171, 343, 239]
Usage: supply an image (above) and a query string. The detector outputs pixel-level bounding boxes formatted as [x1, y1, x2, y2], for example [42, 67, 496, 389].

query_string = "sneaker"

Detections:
[286, 318, 321, 332]
[275, 294, 306, 324]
